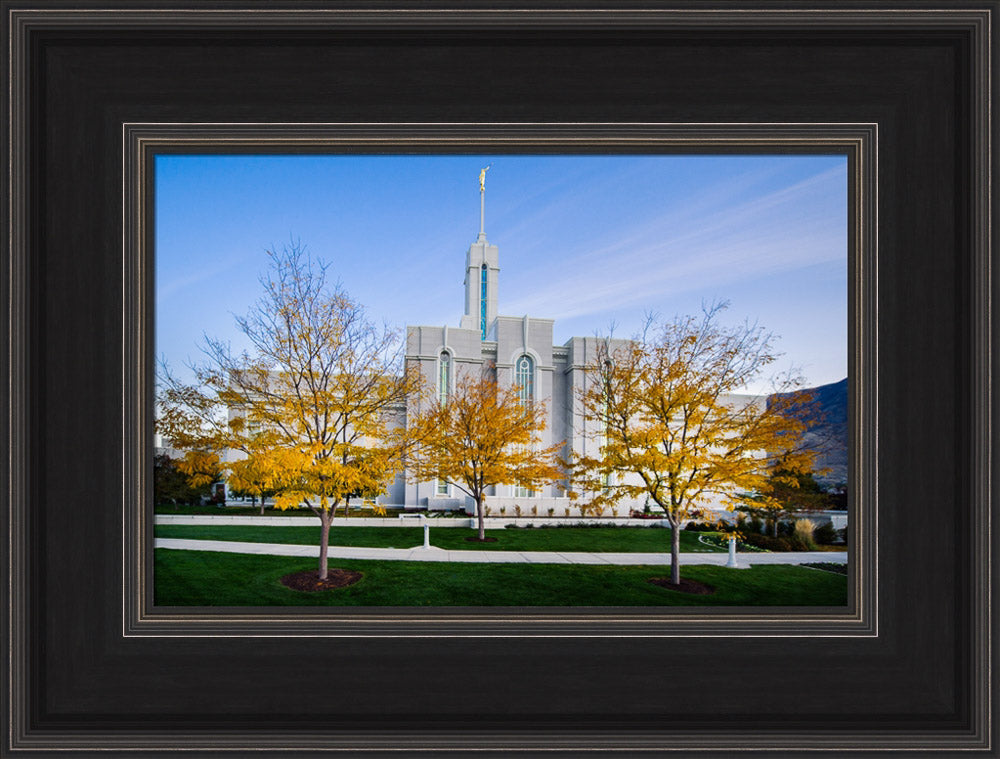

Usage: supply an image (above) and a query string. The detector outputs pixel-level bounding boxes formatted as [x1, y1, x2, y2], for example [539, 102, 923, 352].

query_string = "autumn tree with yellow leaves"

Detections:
[573, 304, 817, 585]
[157, 245, 420, 580]
[405, 367, 564, 541]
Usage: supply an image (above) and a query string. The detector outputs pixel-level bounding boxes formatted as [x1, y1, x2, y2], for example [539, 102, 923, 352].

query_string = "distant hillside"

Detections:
[770, 377, 848, 487]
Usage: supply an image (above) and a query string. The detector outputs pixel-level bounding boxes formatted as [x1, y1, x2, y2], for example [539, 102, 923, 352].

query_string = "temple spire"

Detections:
[461, 166, 499, 339]
[477, 165, 491, 241]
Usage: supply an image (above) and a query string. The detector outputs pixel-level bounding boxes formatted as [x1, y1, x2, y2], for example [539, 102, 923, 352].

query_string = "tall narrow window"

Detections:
[437, 479, 449, 496]
[480, 263, 488, 339]
[438, 351, 450, 405]
[516, 354, 534, 407]
[513, 355, 536, 498]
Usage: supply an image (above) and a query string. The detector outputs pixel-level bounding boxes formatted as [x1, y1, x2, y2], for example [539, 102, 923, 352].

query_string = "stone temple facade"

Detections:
[384, 180, 705, 517]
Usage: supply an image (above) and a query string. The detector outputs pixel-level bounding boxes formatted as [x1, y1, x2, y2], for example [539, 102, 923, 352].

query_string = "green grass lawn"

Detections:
[154, 524, 722, 553]
[155, 549, 848, 606]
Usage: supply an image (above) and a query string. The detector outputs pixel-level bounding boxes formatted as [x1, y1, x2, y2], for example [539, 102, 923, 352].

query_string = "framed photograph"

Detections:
[4, 3, 994, 756]
[142, 135, 863, 623]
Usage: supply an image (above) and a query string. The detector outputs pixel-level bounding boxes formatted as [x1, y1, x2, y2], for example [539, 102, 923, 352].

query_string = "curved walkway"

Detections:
[155, 538, 847, 567]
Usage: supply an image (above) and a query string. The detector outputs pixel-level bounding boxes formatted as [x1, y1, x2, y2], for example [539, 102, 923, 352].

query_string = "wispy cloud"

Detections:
[157, 254, 247, 300]
[502, 164, 846, 322]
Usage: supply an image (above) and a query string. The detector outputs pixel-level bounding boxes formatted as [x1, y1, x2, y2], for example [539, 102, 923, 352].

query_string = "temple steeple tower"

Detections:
[460, 166, 499, 339]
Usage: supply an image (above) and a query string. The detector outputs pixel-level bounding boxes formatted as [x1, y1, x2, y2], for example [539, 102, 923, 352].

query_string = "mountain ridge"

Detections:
[771, 377, 848, 487]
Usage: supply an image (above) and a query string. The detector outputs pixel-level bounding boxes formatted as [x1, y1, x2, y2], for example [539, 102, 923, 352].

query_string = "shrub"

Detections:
[813, 522, 838, 545]
[547, 508, 555, 518]
[684, 521, 716, 532]
[740, 532, 817, 552]
[741, 533, 787, 551]
[514, 505, 522, 518]
[837, 528, 849, 546]
[786, 534, 813, 551]
[793, 519, 817, 550]
[747, 515, 763, 534]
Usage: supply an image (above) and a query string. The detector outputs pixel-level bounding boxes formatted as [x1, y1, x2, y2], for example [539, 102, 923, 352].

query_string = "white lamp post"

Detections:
[726, 535, 740, 568]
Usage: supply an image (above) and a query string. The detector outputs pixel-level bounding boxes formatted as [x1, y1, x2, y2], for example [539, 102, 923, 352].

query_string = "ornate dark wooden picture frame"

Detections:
[4, 4, 994, 756]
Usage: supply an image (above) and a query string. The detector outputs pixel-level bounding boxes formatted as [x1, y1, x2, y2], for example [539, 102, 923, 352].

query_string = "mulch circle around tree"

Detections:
[280, 569, 362, 592]
[647, 577, 716, 595]
[464, 536, 498, 542]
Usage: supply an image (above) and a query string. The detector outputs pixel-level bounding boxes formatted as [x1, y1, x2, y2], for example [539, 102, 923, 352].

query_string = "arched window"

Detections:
[480, 264, 488, 339]
[438, 351, 450, 405]
[513, 355, 536, 497]
[516, 354, 534, 407]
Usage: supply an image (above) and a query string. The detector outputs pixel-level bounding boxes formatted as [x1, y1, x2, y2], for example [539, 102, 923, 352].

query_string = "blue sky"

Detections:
[156, 154, 847, 392]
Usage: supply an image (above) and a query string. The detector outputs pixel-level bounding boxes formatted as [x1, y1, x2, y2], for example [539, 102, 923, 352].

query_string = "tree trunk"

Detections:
[259, 497, 265, 516]
[318, 509, 333, 580]
[670, 519, 681, 585]
[476, 495, 486, 541]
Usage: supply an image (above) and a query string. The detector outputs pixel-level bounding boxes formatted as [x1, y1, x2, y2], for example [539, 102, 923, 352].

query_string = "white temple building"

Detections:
[182, 168, 762, 519]
[383, 169, 749, 518]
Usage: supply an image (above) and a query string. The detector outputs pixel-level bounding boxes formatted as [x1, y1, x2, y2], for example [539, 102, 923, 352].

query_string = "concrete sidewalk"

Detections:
[155, 538, 847, 567]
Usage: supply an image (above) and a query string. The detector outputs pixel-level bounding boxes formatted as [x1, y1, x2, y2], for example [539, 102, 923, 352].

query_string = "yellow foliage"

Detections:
[573, 304, 818, 534]
[405, 368, 564, 537]
[176, 450, 222, 488]
[365, 500, 387, 517]
[156, 244, 422, 522]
